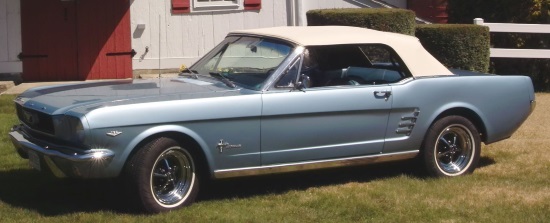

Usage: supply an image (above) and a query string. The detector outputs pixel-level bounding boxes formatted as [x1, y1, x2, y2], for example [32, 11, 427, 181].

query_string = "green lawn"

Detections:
[0, 94, 548, 222]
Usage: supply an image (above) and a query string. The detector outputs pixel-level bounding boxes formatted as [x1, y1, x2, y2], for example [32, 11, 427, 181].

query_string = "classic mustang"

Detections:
[9, 26, 535, 213]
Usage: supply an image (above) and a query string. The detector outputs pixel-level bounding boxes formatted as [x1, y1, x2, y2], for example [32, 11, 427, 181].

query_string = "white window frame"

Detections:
[193, 0, 241, 11]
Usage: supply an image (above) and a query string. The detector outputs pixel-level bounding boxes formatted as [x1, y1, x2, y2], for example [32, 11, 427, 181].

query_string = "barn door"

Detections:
[20, 0, 78, 81]
[77, 0, 133, 80]
[20, 0, 132, 81]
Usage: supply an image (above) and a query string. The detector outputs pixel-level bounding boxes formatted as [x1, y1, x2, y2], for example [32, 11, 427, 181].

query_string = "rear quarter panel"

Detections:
[383, 75, 534, 153]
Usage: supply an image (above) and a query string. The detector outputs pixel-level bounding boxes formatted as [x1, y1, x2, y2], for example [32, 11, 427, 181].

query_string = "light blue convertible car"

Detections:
[9, 26, 535, 213]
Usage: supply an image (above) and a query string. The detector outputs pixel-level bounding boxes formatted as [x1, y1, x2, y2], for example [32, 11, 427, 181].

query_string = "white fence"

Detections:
[474, 18, 550, 59]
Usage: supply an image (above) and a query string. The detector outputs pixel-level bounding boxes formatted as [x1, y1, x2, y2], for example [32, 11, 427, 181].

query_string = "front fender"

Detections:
[120, 125, 213, 173]
[87, 124, 213, 178]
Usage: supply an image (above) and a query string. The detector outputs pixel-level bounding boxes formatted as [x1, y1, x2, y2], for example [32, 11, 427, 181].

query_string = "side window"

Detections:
[361, 45, 392, 64]
[358, 45, 409, 83]
[299, 44, 409, 87]
[275, 57, 301, 88]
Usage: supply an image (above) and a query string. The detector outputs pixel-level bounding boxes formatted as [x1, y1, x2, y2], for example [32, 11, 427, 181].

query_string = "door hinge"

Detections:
[18, 53, 48, 60]
[106, 49, 136, 58]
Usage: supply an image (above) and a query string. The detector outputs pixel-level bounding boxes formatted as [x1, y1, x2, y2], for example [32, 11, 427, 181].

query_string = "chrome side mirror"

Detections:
[296, 74, 311, 91]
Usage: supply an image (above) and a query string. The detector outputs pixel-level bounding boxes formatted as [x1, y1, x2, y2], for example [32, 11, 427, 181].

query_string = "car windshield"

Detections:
[191, 36, 293, 90]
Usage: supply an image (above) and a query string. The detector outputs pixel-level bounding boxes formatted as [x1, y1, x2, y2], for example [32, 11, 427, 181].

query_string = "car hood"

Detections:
[16, 77, 244, 115]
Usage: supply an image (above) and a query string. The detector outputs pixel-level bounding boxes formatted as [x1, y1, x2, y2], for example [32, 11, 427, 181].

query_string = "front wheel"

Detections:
[422, 116, 481, 177]
[124, 137, 200, 213]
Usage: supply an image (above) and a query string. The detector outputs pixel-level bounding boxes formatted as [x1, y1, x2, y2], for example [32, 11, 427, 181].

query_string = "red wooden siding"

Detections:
[20, 0, 78, 81]
[408, 0, 448, 24]
[20, 0, 132, 81]
[77, 0, 132, 80]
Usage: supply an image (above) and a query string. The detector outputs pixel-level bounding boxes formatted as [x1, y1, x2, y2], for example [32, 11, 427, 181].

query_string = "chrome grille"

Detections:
[15, 103, 55, 135]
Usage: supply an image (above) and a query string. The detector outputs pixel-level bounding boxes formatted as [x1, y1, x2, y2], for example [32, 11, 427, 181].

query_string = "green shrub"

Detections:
[415, 24, 490, 73]
[306, 8, 416, 36]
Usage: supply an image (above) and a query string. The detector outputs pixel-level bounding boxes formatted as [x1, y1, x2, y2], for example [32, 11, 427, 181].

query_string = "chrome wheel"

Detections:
[434, 124, 475, 175]
[150, 147, 195, 208]
[422, 116, 481, 177]
[125, 137, 200, 213]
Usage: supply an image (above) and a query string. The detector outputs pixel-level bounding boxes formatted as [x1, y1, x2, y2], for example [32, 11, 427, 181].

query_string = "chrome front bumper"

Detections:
[9, 125, 115, 178]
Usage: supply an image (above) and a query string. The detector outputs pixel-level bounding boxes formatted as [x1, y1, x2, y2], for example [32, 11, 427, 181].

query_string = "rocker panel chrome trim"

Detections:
[214, 150, 419, 179]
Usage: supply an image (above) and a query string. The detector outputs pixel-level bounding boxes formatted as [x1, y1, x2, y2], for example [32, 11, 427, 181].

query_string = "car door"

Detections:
[259, 47, 394, 165]
[259, 43, 414, 166]
[261, 85, 392, 165]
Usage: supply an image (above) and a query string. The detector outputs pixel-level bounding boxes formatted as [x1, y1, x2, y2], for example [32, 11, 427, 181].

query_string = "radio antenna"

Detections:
[158, 14, 161, 87]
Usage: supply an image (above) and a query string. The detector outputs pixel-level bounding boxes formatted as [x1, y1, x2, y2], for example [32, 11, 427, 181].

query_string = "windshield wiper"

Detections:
[209, 72, 236, 88]
[179, 68, 199, 79]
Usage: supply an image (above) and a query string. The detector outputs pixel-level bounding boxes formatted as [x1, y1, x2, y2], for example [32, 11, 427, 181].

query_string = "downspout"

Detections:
[289, 0, 296, 26]
[296, 0, 305, 26]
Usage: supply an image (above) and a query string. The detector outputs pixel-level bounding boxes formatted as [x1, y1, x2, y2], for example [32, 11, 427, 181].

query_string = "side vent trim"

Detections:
[396, 108, 420, 136]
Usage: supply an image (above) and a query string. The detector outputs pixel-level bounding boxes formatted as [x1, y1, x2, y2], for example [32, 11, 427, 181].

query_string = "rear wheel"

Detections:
[422, 116, 481, 177]
[124, 137, 199, 213]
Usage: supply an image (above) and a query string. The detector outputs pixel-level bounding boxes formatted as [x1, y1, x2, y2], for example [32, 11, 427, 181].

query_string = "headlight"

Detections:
[53, 115, 86, 144]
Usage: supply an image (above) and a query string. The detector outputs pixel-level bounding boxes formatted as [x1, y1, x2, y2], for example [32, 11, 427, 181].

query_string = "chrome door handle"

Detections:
[374, 90, 392, 100]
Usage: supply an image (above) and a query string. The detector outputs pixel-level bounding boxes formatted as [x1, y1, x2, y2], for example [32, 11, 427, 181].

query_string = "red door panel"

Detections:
[408, 0, 448, 24]
[20, 0, 78, 81]
[20, 0, 132, 81]
[77, 0, 132, 80]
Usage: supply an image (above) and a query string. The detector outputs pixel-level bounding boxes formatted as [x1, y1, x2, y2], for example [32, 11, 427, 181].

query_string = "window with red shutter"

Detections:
[172, 0, 190, 14]
[244, 0, 261, 10]
[172, 0, 258, 13]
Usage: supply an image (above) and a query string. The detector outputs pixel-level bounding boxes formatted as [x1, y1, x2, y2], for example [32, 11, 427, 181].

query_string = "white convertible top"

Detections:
[229, 26, 453, 77]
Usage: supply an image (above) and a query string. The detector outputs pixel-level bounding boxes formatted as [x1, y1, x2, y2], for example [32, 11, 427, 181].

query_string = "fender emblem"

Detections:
[217, 139, 242, 153]
[106, 131, 122, 137]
